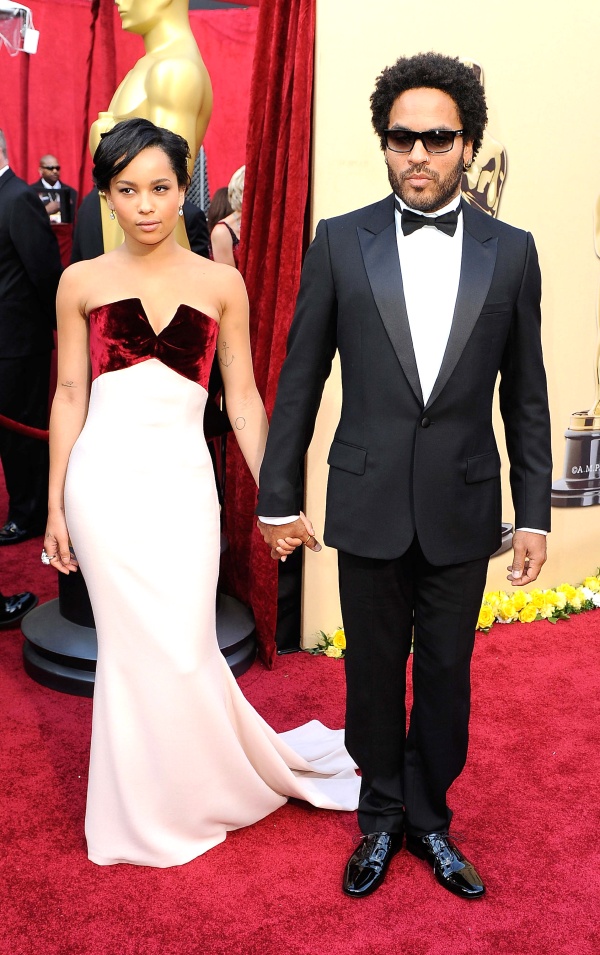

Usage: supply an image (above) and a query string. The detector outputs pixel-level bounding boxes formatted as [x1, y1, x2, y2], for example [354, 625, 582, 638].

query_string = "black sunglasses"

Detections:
[383, 129, 463, 154]
[41, 164, 60, 171]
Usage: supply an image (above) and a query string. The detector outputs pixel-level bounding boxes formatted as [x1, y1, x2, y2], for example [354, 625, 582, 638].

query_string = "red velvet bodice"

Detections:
[88, 298, 219, 389]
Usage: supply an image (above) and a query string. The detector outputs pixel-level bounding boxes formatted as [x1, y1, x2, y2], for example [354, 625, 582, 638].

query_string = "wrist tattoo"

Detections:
[61, 380, 76, 388]
[235, 417, 246, 430]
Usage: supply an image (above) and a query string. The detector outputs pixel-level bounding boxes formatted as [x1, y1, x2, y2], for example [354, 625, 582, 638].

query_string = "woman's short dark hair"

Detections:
[370, 52, 488, 157]
[93, 118, 191, 191]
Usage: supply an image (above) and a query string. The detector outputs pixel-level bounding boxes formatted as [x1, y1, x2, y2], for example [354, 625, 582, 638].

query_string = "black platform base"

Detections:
[491, 522, 514, 558]
[22, 584, 257, 697]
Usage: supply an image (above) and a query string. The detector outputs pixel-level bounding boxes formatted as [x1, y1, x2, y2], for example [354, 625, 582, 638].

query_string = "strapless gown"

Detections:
[64, 299, 359, 867]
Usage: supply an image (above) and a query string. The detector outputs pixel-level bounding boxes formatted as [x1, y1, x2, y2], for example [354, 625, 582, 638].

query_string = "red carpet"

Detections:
[2, 525, 599, 954]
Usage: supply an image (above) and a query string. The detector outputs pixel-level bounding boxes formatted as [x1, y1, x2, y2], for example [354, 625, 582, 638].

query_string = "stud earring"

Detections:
[178, 206, 184, 217]
[463, 160, 473, 171]
[109, 208, 115, 220]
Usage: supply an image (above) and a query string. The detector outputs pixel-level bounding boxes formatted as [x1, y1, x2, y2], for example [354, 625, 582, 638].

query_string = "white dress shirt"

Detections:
[396, 194, 463, 405]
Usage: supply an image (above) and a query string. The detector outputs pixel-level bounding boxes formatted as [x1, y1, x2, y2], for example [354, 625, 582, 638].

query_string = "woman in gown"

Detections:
[43, 119, 359, 868]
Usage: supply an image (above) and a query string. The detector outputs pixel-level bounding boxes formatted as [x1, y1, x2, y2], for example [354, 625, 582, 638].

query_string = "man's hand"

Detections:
[507, 530, 547, 586]
[256, 511, 322, 561]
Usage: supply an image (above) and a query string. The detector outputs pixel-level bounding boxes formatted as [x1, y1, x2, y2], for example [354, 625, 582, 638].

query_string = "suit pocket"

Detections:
[327, 440, 367, 475]
[479, 302, 512, 316]
[465, 450, 501, 483]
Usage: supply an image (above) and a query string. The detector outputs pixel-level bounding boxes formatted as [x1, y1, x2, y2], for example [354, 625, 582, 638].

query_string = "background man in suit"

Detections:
[257, 53, 552, 900]
[30, 154, 77, 223]
[0, 130, 62, 544]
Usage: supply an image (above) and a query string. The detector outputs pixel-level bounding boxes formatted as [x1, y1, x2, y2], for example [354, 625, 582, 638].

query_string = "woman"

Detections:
[43, 119, 358, 868]
[210, 165, 244, 267]
[206, 185, 233, 239]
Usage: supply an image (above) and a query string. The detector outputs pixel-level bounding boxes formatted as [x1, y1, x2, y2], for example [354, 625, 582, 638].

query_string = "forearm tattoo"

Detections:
[61, 380, 76, 388]
[235, 417, 246, 430]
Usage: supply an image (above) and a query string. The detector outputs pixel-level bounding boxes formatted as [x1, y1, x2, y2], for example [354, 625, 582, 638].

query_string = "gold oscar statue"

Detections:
[551, 196, 600, 506]
[460, 60, 507, 218]
[89, 0, 213, 251]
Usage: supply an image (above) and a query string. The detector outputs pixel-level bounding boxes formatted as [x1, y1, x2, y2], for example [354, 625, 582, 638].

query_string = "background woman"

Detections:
[43, 119, 358, 868]
[210, 165, 244, 267]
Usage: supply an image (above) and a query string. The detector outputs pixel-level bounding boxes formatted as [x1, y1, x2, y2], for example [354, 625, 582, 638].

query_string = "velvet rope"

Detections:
[0, 414, 49, 442]
[222, 0, 316, 667]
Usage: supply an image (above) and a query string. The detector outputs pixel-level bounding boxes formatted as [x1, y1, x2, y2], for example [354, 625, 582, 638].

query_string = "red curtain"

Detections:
[0, 0, 257, 198]
[223, 0, 316, 666]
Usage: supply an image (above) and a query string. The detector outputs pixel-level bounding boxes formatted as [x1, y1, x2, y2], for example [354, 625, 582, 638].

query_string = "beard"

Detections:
[388, 153, 464, 213]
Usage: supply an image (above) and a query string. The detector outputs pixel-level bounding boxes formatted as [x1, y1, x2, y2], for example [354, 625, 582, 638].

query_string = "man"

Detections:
[30, 154, 77, 223]
[257, 53, 551, 900]
[0, 130, 62, 544]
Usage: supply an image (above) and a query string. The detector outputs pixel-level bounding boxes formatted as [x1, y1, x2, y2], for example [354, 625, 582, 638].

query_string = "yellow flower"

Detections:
[529, 589, 546, 609]
[498, 599, 517, 621]
[511, 591, 529, 611]
[543, 590, 560, 607]
[583, 577, 600, 592]
[331, 628, 346, 649]
[519, 604, 538, 623]
[554, 592, 567, 610]
[557, 583, 576, 601]
[483, 591, 503, 608]
[325, 646, 343, 658]
[538, 604, 554, 619]
[477, 605, 495, 630]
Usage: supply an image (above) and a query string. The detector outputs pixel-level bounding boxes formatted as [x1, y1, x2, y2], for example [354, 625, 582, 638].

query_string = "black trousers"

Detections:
[0, 354, 50, 530]
[338, 537, 489, 837]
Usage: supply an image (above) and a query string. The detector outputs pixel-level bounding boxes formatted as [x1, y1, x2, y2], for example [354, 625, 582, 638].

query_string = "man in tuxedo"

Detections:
[0, 130, 62, 544]
[30, 154, 77, 223]
[257, 53, 552, 899]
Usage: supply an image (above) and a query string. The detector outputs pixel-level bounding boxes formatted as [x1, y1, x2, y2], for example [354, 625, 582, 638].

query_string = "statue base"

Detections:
[551, 413, 600, 508]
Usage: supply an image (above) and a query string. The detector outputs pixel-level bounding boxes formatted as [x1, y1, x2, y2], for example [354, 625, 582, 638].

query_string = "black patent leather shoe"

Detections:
[0, 592, 38, 628]
[0, 521, 42, 545]
[343, 831, 403, 898]
[406, 832, 485, 899]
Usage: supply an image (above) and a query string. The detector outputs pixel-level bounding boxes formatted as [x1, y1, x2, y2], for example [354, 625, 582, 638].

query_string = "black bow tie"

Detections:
[397, 201, 460, 237]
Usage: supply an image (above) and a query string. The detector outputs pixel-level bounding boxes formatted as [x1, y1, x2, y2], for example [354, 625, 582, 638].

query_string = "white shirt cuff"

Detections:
[515, 527, 547, 536]
[258, 515, 300, 525]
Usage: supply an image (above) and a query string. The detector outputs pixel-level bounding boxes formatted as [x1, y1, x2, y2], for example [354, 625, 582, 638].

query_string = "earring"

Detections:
[178, 206, 184, 217]
[463, 160, 473, 171]
[109, 208, 115, 220]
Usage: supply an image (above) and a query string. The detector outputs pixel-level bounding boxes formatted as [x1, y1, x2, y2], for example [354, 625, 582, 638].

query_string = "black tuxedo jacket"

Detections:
[0, 169, 62, 357]
[30, 177, 78, 223]
[257, 195, 552, 566]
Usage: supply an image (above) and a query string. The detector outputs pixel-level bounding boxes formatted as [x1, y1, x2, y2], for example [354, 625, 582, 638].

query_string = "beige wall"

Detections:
[300, 0, 600, 645]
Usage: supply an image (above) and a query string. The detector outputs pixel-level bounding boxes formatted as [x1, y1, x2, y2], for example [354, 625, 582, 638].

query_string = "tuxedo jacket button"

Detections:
[420, 416, 431, 428]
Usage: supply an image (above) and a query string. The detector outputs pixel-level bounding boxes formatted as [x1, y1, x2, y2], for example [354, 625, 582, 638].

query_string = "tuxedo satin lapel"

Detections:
[425, 222, 497, 409]
[358, 221, 423, 406]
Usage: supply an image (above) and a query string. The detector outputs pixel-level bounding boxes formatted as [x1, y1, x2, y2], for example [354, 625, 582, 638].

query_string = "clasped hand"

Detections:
[256, 511, 322, 561]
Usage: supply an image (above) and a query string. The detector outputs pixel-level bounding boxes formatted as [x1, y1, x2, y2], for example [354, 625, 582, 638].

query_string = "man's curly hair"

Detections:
[370, 52, 488, 158]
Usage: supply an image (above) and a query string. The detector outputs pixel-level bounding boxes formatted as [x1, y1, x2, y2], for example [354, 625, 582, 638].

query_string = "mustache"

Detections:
[400, 164, 438, 181]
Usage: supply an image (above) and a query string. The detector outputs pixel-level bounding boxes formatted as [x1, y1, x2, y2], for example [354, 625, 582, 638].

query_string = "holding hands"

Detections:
[257, 511, 321, 561]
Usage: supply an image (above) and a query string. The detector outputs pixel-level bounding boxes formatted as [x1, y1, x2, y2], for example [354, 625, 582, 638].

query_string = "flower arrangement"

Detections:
[308, 627, 346, 658]
[477, 573, 600, 632]
[312, 571, 600, 654]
